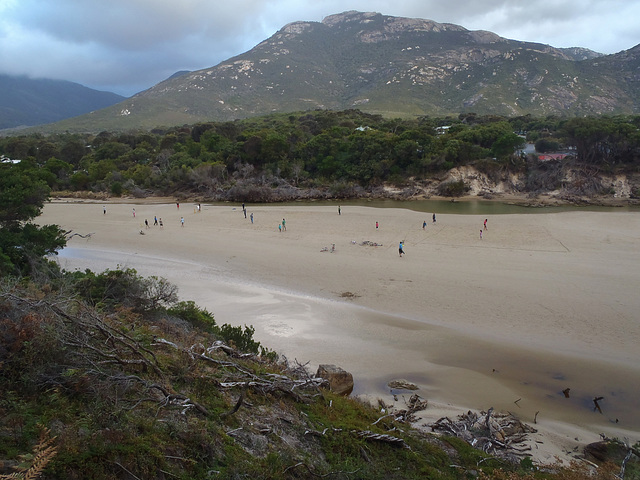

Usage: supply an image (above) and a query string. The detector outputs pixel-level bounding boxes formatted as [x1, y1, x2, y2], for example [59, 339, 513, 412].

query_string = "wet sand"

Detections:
[40, 200, 640, 463]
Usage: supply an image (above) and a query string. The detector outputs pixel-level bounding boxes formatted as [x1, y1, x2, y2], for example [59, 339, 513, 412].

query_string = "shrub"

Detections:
[535, 137, 561, 153]
[167, 300, 216, 332]
[214, 324, 260, 354]
[69, 268, 178, 312]
[437, 179, 469, 197]
[110, 181, 123, 196]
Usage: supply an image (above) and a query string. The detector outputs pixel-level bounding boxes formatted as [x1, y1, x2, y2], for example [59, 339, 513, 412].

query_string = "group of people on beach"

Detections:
[126, 202, 486, 258]
[404, 213, 486, 255]
[135, 202, 205, 230]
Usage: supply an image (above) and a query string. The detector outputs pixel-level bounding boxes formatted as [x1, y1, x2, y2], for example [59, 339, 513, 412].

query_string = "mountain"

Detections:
[0, 74, 125, 130]
[39, 11, 640, 132]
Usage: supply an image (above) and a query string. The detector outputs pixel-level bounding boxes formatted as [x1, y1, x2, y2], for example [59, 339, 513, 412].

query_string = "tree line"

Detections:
[1, 110, 639, 201]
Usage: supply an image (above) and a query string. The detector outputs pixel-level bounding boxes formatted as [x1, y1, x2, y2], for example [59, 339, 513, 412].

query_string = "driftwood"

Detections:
[593, 396, 604, 413]
[430, 409, 536, 462]
[65, 230, 94, 240]
[355, 430, 410, 449]
[303, 427, 410, 450]
[360, 240, 383, 247]
[395, 394, 428, 423]
[372, 393, 427, 427]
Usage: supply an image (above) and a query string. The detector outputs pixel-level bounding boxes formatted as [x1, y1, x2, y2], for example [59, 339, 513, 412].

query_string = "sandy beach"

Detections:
[39, 200, 640, 464]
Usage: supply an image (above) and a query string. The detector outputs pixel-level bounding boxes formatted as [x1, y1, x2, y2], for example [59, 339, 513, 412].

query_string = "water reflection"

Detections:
[220, 198, 640, 215]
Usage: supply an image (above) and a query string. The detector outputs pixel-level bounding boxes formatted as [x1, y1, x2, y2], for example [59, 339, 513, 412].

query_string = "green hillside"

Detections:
[27, 11, 640, 134]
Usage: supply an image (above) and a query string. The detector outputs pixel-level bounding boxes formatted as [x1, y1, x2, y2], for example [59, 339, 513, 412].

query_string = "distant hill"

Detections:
[32, 11, 640, 132]
[165, 70, 192, 81]
[0, 74, 125, 130]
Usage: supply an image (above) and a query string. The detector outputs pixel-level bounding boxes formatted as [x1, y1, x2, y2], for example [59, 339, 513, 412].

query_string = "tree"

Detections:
[0, 162, 67, 276]
[534, 137, 561, 153]
[491, 132, 525, 159]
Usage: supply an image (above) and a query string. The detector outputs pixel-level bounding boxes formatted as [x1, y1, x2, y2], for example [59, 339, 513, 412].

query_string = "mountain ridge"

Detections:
[23, 11, 640, 132]
[0, 74, 126, 130]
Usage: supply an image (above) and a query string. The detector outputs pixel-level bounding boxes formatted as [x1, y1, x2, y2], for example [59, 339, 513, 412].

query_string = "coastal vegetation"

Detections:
[4, 262, 637, 479]
[2, 112, 640, 478]
[0, 161, 67, 276]
[2, 110, 640, 203]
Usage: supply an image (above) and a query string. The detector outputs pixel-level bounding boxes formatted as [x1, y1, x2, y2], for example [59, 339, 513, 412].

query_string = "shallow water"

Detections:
[230, 198, 640, 215]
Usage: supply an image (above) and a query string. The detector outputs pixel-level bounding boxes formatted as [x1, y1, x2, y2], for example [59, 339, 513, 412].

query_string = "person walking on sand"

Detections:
[145, 219, 149, 229]
[376, 221, 379, 230]
[132, 208, 136, 218]
[338, 206, 341, 215]
[176, 202, 180, 209]
[399, 241, 405, 257]
[432, 213, 436, 224]
[278, 224, 282, 232]
[484, 218, 488, 230]
[181, 217, 184, 227]
[103, 205, 106, 215]
[423, 220, 427, 230]
[480, 229, 483, 239]
[250, 212, 254, 224]
[154, 216, 158, 226]
[159, 218, 163, 228]
[282, 218, 286, 231]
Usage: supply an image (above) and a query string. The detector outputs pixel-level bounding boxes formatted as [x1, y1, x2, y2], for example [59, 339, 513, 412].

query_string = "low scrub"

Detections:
[437, 179, 469, 197]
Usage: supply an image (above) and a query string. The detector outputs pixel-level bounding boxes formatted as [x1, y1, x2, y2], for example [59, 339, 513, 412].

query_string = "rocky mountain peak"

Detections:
[36, 11, 640, 132]
[321, 10, 378, 26]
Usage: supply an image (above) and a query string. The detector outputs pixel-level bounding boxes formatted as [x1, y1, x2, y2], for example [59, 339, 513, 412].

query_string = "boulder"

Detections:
[316, 364, 354, 396]
[584, 440, 636, 465]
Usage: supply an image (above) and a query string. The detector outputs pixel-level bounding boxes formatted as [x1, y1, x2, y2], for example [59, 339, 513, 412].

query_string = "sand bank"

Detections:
[40, 200, 640, 464]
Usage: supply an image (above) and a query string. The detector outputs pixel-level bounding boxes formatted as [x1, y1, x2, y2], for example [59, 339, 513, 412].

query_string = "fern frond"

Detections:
[0, 426, 57, 480]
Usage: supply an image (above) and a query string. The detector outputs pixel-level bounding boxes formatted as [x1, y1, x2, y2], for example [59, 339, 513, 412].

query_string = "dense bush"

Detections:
[69, 267, 178, 312]
[168, 300, 217, 332]
[437, 179, 469, 197]
[534, 137, 561, 153]
[2, 112, 637, 201]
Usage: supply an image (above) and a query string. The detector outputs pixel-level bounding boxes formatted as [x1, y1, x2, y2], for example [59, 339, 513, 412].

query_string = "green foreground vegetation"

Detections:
[2, 110, 640, 202]
[2, 111, 640, 478]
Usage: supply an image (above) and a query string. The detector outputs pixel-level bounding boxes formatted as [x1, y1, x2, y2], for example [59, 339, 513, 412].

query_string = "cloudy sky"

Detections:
[1, 0, 639, 97]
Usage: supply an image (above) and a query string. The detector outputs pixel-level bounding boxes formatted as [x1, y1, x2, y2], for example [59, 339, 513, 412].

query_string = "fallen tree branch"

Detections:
[65, 231, 95, 240]
[354, 430, 410, 449]
[430, 409, 536, 462]
[220, 385, 246, 419]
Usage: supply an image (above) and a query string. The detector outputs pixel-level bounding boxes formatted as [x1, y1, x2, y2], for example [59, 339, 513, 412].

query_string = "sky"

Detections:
[1, 0, 639, 97]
